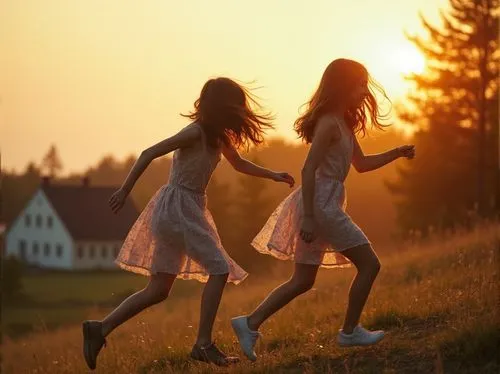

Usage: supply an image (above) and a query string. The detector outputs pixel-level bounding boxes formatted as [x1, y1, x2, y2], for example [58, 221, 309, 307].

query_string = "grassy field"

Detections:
[2, 223, 499, 373]
[2, 271, 203, 338]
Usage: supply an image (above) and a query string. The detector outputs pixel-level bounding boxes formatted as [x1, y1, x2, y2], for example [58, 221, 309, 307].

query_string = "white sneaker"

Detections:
[231, 316, 260, 361]
[337, 325, 385, 347]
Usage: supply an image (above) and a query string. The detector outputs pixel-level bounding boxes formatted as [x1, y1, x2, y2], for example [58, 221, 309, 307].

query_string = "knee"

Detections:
[346, 244, 381, 278]
[145, 284, 169, 304]
[362, 257, 381, 278]
[290, 277, 315, 295]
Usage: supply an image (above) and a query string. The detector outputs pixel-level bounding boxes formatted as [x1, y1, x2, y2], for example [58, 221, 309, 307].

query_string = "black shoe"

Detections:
[82, 320, 107, 370]
[190, 342, 240, 367]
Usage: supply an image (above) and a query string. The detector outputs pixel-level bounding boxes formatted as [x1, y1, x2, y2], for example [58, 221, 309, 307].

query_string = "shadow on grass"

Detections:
[138, 345, 240, 374]
[265, 336, 303, 353]
[366, 310, 447, 331]
[135, 324, 499, 374]
[138, 352, 198, 374]
[439, 324, 500, 374]
[255, 346, 436, 374]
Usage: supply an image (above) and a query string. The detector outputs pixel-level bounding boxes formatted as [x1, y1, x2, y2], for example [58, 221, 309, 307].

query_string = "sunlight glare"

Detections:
[391, 44, 426, 75]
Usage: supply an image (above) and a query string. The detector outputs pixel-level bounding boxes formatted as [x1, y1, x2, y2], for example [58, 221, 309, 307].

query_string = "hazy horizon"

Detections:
[1, 0, 448, 174]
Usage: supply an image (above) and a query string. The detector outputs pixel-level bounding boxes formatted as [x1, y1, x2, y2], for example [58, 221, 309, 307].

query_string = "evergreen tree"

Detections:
[41, 144, 63, 178]
[389, 0, 499, 233]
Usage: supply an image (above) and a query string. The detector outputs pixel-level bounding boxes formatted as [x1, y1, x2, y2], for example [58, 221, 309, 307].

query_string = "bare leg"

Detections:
[247, 264, 319, 331]
[196, 273, 229, 347]
[101, 272, 176, 337]
[340, 244, 381, 334]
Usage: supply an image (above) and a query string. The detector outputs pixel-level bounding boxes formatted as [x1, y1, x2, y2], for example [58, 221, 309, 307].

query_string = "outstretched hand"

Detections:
[272, 172, 295, 188]
[398, 145, 416, 160]
[109, 188, 128, 214]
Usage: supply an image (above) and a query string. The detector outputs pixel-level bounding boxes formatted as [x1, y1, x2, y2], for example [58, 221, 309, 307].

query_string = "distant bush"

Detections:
[2, 255, 25, 302]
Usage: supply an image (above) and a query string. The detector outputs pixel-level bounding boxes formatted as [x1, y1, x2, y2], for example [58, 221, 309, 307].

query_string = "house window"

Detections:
[36, 214, 43, 228]
[47, 216, 53, 228]
[78, 246, 84, 259]
[33, 242, 40, 256]
[25, 215, 32, 227]
[56, 244, 63, 258]
[19, 240, 27, 259]
[44, 243, 51, 257]
[101, 246, 107, 258]
[89, 245, 95, 259]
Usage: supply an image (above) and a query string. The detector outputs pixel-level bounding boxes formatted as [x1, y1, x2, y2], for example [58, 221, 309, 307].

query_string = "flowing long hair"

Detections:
[181, 77, 274, 149]
[294, 59, 390, 143]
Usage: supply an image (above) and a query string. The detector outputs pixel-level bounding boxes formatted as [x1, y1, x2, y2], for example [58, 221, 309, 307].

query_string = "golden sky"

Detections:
[1, 0, 447, 174]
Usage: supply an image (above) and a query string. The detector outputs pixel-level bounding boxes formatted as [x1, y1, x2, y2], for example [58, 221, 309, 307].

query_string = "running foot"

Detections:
[337, 325, 385, 347]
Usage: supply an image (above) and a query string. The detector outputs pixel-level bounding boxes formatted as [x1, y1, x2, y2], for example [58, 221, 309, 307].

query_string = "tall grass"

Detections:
[2, 223, 498, 373]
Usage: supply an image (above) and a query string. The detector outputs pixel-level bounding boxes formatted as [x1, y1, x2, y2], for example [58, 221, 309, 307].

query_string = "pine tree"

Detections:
[389, 0, 499, 233]
[41, 144, 63, 178]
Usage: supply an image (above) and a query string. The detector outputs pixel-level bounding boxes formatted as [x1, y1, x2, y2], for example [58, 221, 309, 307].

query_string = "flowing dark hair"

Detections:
[181, 77, 274, 149]
[294, 59, 390, 143]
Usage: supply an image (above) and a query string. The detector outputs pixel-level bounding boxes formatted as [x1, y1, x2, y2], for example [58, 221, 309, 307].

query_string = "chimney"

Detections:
[82, 176, 90, 187]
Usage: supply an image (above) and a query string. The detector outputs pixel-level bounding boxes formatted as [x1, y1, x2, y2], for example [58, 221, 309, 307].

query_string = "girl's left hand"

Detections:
[398, 145, 416, 159]
[273, 172, 295, 187]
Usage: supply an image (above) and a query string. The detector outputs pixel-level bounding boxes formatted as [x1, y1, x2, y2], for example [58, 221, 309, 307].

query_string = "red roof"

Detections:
[42, 183, 139, 241]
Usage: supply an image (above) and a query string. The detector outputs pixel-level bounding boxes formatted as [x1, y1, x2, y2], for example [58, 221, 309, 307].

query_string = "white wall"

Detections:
[73, 241, 122, 270]
[5, 189, 74, 269]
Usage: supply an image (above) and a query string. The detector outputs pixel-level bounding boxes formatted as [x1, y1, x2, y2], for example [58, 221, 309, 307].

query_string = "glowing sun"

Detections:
[391, 44, 426, 75]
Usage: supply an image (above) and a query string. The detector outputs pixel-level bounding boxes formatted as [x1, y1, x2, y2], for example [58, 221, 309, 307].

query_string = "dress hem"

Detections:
[115, 260, 248, 285]
[251, 239, 372, 269]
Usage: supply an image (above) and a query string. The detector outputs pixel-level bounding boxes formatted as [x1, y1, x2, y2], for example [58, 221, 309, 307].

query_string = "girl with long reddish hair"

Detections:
[81, 77, 294, 369]
[231, 59, 415, 361]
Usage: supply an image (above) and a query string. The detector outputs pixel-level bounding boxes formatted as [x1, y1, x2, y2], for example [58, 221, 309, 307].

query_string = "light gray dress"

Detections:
[252, 116, 370, 268]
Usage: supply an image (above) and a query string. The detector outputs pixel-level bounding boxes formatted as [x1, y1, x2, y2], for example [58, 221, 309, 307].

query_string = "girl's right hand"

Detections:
[300, 216, 316, 243]
[109, 188, 128, 214]
[397, 145, 415, 159]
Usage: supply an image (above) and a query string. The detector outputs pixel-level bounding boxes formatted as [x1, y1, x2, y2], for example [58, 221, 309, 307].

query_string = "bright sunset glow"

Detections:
[1, 0, 447, 174]
[391, 44, 426, 75]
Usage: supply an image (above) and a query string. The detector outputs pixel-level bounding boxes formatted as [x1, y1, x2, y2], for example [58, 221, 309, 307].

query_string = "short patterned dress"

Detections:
[252, 116, 370, 268]
[116, 123, 248, 284]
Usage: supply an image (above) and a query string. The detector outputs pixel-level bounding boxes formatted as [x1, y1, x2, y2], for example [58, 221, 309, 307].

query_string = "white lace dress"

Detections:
[252, 116, 370, 268]
[116, 123, 248, 284]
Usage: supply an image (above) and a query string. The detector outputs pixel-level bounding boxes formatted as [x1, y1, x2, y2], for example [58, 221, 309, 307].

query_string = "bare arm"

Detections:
[120, 126, 201, 193]
[222, 143, 275, 179]
[109, 126, 201, 213]
[222, 143, 295, 186]
[352, 137, 415, 173]
[300, 117, 341, 242]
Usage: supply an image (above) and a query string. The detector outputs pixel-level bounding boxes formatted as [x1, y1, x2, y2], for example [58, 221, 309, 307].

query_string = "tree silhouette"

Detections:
[41, 144, 63, 178]
[2, 163, 41, 226]
[389, 0, 499, 233]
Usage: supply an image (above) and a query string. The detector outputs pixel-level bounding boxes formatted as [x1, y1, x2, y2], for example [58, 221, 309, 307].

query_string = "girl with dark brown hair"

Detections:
[82, 77, 294, 369]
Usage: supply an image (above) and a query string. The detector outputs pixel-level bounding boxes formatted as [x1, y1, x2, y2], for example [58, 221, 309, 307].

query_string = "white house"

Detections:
[5, 177, 139, 270]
